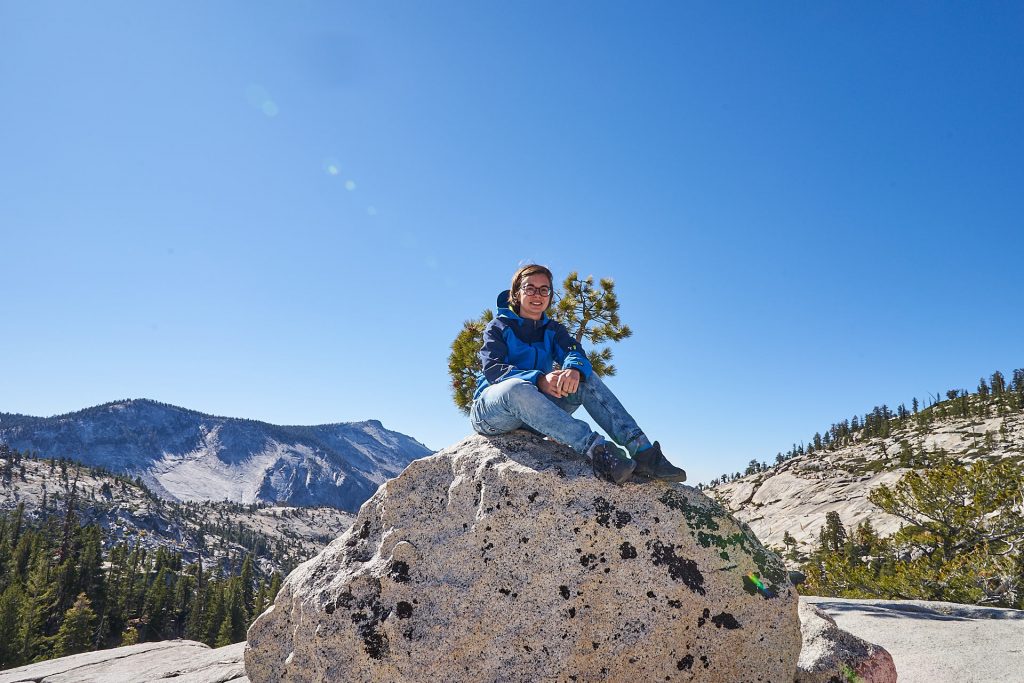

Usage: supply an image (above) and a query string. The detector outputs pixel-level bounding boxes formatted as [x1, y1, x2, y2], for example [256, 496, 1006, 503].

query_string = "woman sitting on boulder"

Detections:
[470, 263, 687, 485]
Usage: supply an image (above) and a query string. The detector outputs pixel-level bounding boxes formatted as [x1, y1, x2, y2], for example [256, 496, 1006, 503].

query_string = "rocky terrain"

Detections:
[7, 596, 1020, 682]
[0, 399, 432, 511]
[712, 410, 1024, 553]
[7, 431, 1024, 682]
[0, 452, 354, 576]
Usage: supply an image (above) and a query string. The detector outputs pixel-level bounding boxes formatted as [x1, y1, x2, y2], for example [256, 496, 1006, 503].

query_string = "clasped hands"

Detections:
[538, 368, 581, 399]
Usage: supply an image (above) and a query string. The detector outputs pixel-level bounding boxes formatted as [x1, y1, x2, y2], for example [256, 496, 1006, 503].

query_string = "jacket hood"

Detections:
[496, 289, 549, 325]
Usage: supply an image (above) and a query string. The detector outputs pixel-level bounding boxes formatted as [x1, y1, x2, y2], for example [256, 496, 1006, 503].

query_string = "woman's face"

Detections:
[518, 273, 552, 321]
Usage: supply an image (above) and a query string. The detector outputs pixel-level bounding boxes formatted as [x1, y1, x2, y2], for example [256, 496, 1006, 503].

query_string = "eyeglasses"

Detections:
[522, 286, 552, 297]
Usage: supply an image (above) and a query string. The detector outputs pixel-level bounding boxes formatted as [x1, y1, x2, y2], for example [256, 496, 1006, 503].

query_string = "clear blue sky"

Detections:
[2, 2, 1022, 484]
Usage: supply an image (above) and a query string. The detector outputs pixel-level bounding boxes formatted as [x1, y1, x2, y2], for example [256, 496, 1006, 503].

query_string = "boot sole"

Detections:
[634, 470, 687, 483]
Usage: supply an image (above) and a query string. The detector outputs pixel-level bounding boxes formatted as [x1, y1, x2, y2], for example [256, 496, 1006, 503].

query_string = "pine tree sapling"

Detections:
[447, 309, 493, 414]
[53, 593, 96, 658]
[552, 272, 632, 377]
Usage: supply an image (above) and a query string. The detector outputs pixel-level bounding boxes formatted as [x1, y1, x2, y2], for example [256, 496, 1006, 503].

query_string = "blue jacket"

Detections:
[473, 290, 593, 400]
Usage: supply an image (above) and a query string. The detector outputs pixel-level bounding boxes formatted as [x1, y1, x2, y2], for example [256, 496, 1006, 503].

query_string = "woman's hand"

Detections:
[554, 369, 580, 395]
[539, 369, 580, 398]
[538, 372, 568, 398]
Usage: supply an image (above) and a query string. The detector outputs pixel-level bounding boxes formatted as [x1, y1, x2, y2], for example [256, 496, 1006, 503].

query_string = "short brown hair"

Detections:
[509, 264, 554, 314]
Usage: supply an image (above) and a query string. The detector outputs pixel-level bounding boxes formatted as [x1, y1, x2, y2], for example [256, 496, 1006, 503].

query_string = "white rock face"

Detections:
[245, 432, 801, 682]
[796, 602, 896, 683]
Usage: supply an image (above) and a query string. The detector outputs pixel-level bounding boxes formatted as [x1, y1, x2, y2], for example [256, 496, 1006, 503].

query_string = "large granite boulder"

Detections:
[245, 432, 802, 682]
[796, 602, 897, 682]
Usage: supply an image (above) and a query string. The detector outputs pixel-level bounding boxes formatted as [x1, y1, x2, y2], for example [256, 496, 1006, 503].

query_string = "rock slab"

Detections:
[0, 640, 247, 683]
[245, 432, 801, 682]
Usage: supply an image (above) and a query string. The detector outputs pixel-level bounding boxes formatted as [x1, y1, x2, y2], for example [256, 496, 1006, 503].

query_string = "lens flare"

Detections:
[245, 84, 279, 118]
[744, 573, 776, 599]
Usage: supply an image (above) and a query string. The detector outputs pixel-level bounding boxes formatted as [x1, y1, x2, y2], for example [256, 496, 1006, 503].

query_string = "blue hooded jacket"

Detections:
[473, 290, 593, 401]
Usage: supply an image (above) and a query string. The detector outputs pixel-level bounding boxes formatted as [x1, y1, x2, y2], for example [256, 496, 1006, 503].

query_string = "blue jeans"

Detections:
[470, 374, 647, 456]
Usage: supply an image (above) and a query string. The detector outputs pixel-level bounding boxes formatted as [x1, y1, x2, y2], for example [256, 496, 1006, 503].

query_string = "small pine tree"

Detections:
[239, 556, 255, 620]
[120, 625, 139, 646]
[447, 309, 494, 414]
[0, 583, 26, 669]
[53, 593, 96, 658]
[552, 272, 632, 377]
[819, 512, 847, 553]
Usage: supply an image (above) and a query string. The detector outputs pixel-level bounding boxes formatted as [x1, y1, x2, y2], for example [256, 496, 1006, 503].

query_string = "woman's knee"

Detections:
[494, 378, 541, 406]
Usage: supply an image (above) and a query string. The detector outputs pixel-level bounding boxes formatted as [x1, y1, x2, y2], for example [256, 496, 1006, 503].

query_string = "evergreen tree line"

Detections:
[790, 455, 1024, 609]
[707, 367, 1024, 486]
[0, 446, 314, 577]
[0, 498, 282, 671]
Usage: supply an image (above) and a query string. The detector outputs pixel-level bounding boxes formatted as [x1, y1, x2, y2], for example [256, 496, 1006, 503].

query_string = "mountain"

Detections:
[711, 389, 1024, 555]
[0, 399, 432, 511]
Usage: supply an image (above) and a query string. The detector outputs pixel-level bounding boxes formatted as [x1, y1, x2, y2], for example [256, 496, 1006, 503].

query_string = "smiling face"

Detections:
[518, 272, 552, 320]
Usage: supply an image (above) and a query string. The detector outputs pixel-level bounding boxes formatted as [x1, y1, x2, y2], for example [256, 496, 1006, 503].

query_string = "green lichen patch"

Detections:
[658, 490, 788, 595]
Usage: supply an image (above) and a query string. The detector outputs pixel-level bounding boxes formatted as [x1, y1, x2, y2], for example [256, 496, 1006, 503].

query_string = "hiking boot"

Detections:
[633, 442, 687, 482]
[586, 437, 636, 485]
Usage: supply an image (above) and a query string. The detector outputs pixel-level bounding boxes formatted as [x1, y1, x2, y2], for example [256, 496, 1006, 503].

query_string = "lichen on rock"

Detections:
[245, 432, 802, 682]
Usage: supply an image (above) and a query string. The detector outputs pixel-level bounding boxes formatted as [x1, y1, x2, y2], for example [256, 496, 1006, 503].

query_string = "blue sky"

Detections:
[2, 2, 1022, 484]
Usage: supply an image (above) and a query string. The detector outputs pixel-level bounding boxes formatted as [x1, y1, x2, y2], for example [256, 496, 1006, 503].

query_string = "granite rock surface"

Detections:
[245, 432, 801, 682]
[0, 640, 247, 683]
[796, 602, 896, 682]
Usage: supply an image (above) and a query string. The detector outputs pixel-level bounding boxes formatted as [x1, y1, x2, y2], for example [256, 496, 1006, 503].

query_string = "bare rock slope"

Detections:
[245, 432, 802, 682]
[714, 412, 1024, 551]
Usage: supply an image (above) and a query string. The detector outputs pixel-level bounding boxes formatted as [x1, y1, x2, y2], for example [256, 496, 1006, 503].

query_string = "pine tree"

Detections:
[253, 579, 269, 620]
[203, 582, 226, 647]
[77, 525, 105, 614]
[869, 458, 1023, 565]
[119, 625, 139, 646]
[818, 512, 847, 553]
[0, 583, 25, 668]
[171, 570, 193, 638]
[19, 549, 55, 663]
[446, 309, 494, 414]
[1012, 369, 1024, 396]
[267, 572, 283, 603]
[53, 593, 96, 658]
[142, 567, 171, 640]
[552, 272, 632, 377]
[239, 555, 255, 620]
[184, 564, 208, 643]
